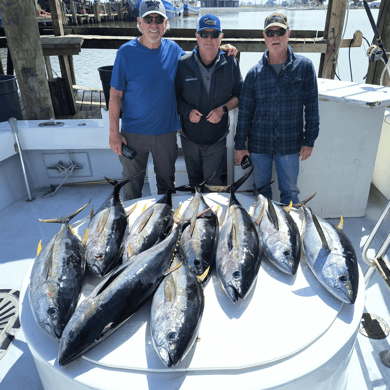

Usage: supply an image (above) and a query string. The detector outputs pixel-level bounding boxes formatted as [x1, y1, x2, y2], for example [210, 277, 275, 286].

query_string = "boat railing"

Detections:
[362, 198, 390, 289]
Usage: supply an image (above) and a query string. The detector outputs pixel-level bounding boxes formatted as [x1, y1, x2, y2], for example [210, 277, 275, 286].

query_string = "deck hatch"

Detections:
[0, 289, 21, 360]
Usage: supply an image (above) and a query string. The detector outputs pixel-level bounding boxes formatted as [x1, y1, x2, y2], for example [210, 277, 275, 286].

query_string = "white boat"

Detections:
[183, 0, 201, 16]
[1, 78, 390, 389]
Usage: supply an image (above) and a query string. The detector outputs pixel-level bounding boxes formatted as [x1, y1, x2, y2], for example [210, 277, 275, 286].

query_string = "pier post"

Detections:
[48, 0, 77, 115]
[318, 0, 347, 79]
[94, 3, 101, 23]
[0, 0, 54, 119]
[71, 1, 78, 25]
[365, 0, 390, 86]
[106, 3, 112, 22]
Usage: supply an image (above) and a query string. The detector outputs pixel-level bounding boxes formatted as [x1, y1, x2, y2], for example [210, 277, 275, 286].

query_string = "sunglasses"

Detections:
[265, 29, 287, 38]
[199, 30, 220, 39]
[143, 15, 165, 24]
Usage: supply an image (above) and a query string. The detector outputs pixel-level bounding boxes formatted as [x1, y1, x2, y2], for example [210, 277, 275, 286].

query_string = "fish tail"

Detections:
[206, 167, 255, 194]
[39, 199, 91, 224]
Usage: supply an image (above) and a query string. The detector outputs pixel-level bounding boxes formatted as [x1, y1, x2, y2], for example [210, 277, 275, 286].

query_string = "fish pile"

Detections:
[29, 170, 360, 368]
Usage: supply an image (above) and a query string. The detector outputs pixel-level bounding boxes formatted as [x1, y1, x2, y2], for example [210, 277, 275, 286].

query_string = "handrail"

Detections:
[362, 199, 390, 286]
[7, 118, 33, 202]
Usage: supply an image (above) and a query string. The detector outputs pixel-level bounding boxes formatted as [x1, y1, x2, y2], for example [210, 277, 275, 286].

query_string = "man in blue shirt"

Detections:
[234, 12, 320, 204]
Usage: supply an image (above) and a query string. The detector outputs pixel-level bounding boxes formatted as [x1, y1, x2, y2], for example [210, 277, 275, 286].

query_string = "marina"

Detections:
[1, 0, 390, 389]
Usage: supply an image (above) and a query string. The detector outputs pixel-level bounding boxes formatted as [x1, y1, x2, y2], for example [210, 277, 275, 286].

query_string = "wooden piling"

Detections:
[365, 0, 390, 86]
[48, 0, 77, 115]
[71, 1, 78, 25]
[0, 0, 54, 119]
[106, 3, 112, 22]
[318, 0, 348, 79]
[94, 3, 100, 23]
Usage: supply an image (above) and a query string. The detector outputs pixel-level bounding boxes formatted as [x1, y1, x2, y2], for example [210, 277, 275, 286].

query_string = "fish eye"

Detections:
[69, 330, 76, 340]
[232, 271, 241, 279]
[168, 332, 178, 341]
[283, 251, 291, 257]
[194, 260, 201, 267]
[339, 275, 348, 283]
[47, 307, 58, 316]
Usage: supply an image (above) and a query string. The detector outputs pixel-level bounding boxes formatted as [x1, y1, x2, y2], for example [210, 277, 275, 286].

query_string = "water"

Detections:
[48, 8, 380, 89]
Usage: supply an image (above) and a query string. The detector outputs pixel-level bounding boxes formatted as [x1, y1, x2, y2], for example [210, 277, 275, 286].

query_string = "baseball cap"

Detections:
[139, 0, 167, 18]
[264, 12, 289, 31]
[196, 14, 222, 33]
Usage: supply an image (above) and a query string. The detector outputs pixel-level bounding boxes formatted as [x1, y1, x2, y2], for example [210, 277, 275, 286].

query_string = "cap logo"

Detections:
[203, 18, 217, 26]
[145, 0, 160, 7]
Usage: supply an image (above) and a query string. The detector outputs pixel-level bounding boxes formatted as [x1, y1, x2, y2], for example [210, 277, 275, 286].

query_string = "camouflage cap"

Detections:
[264, 12, 289, 31]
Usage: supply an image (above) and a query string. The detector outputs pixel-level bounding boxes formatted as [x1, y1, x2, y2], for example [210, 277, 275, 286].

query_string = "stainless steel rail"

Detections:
[8, 117, 33, 201]
[362, 198, 390, 286]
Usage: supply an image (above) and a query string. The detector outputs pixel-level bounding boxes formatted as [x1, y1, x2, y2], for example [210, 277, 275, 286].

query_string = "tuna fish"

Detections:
[58, 213, 192, 366]
[212, 168, 262, 303]
[253, 194, 301, 275]
[176, 183, 219, 283]
[150, 253, 206, 367]
[29, 201, 90, 339]
[302, 206, 359, 304]
[121, 189, 174, 262]
[84, 173, 143, 276]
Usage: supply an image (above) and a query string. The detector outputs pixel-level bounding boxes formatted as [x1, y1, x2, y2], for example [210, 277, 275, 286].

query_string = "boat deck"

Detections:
[0, 182, 390, 389]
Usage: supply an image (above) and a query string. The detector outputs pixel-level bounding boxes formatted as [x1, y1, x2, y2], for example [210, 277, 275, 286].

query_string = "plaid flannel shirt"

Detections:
[234, 46, 320, 155]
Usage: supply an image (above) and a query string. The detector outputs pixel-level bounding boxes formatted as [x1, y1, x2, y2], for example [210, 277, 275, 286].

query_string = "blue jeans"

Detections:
[250, 153, 300, 204]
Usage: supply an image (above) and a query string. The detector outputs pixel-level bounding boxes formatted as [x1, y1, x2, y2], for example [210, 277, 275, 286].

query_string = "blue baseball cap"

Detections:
[196, 14, 222, 33]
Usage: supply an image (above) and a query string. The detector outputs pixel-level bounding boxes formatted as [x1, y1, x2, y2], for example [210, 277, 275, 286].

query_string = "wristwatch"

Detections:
[222, 104, 228, 115]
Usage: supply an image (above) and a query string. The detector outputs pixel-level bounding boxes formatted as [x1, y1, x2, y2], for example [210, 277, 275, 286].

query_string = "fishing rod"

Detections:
[363, 0, 388, 64]
[363, 0, 390, 85]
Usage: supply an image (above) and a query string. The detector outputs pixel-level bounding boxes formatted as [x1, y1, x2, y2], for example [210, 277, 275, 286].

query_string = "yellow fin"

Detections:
[173, 203, 182, 224]
[337, 215, 344, 230]
[284, 201, 293, 213]
[82, 227, 89, 245]
[196, 266, 210, 283]
[165, 261, 182, 276]
[142, 203, 147, 213]
[128, 243, 134, 257]
[126, 203, 137, 217]
[37, 240, 42, 256]
[255, 203, 266, 226]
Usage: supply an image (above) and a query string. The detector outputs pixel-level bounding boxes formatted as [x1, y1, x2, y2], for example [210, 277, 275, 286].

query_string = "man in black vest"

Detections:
[175, 14, 243, 186]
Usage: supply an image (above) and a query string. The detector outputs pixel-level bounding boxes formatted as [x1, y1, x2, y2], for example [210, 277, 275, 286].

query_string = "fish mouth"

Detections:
[90, 264, 104, 277]
[158, 347, 173, 367]
[225, 285, 240, 303]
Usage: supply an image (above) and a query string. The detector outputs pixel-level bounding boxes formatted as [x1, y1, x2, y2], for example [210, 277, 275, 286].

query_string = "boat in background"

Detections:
[183, 0, 201, 16]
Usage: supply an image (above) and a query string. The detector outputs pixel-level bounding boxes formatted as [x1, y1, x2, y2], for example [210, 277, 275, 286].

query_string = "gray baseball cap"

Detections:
[139, 0, 167, 18]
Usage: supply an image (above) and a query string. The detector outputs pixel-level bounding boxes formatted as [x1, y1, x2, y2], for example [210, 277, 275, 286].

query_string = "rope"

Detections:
[42, 151, 79, 198]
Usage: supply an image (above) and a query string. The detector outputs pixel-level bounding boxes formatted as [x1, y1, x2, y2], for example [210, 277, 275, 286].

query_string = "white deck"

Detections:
[1, 180, 390, 389]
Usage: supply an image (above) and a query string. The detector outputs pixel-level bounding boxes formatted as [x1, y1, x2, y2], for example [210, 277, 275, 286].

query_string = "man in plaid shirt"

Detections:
[234, 12, 319, 204]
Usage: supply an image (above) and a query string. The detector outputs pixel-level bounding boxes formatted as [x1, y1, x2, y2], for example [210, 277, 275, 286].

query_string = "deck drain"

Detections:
[359, 313, 390, 339]
[0, 289, 21, 360]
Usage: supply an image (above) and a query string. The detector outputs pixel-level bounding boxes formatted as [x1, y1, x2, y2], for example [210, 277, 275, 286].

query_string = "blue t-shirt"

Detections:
[111, 38, 185, 135]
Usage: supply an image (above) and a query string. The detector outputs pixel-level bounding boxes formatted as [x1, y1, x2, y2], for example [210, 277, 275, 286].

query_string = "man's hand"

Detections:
[189, 109, 203, 123]
[235, 150, 250, 165]
[109, 132, 126, 156]
[300, 145, 313, 161]
[220, 44, 238, 57]
[206, 106, 224, 124]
